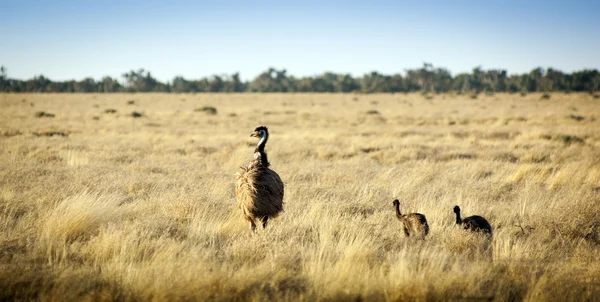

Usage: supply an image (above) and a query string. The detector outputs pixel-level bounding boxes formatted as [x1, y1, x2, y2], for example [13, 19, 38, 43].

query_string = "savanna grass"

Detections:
[0, 92, 599, 301]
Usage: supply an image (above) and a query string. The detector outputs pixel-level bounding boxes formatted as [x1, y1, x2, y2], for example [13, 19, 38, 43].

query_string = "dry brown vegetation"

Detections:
[1, 92, 600, 301]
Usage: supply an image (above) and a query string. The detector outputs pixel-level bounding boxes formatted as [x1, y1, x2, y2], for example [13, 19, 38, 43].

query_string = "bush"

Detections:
[541, 93, 551, 100]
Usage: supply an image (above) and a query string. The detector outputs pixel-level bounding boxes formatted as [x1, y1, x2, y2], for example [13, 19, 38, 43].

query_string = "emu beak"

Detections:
[250, 131, 259, 137]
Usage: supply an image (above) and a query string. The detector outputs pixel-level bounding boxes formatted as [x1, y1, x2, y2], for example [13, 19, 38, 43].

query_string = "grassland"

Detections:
[1, 92, 599, 301]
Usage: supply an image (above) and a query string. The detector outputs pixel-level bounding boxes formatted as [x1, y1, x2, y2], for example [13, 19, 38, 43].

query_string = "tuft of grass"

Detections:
[195, 106, 217, 115]
[32, 130, 69, 137]
[35, 111, 55, 118]
[552, 134, 584, 144]
[104, 108, 117, 114]
[41, 191, 125, 249]
[541, 133, 585, 145]
[566, 114, 584, 121]
[1, 129, 23, 137]
[61, 150, 89, 166]
[365, 109, 379, 115]
[541, 93, 551, 100]
[131, 111, 144, 118]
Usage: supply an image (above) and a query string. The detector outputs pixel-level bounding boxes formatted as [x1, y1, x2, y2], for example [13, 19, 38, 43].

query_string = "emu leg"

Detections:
[247, 217, 256, 231]
[261, 216, 269, 229]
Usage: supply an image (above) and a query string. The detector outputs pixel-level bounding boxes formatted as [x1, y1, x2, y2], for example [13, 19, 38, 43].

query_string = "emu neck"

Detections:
[395, 203, 403, 218]
[256, 134, 268, 153]
[455, 212, 462, 225]
[254, 135, 270, 167]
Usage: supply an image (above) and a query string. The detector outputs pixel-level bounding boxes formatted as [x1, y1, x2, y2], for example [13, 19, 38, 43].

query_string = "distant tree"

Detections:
[249, 67, 290, 92]
[338, 74, 361, 92]
[419, 62, 435, 93]
[361, 71, 393, 93]
[99, 76, 123, 92]
[433, 67, 452, 93]
[469, 66, 484, 94]
[122, 69, 160, 92]
[527, 67, 544, 92]
[481, 69, 507, 92]
[208, 75, 224, 92]
[230, 73, 244, 92]
[543, 68, 567, 91]
[25, 75, 51, 92]
[172, 76, 193, 92]
[570, 69, 600, 92]
[0, 66, 6, 91]
[294, 77, 313, 92]
[75, 77, 97, 92]
[404, 69, 422, 92]
[389, 74, 405, 92]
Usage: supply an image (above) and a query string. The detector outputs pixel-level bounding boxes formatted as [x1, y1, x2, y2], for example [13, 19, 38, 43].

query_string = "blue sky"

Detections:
[1, 0, 599, 82]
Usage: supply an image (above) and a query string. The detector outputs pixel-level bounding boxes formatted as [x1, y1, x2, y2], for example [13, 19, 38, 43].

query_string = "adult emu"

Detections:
[235, 126, 284, 231]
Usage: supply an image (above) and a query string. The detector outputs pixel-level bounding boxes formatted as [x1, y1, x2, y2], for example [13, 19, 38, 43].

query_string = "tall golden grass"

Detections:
[1, 92, 599, 301]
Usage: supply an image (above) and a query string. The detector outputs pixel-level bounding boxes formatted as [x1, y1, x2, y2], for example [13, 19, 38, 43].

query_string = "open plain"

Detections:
[1, 92, 599, 301]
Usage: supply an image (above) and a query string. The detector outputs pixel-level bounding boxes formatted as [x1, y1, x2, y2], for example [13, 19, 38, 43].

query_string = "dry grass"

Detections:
[1, 92, 600, 301]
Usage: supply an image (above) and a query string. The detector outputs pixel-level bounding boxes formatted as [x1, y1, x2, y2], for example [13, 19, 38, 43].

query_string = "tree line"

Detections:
[1, 64, 599, 94]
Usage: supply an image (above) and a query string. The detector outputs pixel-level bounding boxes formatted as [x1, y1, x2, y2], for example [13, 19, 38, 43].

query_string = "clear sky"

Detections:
[1, 0, 599, 82]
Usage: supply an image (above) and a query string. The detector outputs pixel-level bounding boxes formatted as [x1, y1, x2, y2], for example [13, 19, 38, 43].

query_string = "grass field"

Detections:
[1, 92, 599, 301]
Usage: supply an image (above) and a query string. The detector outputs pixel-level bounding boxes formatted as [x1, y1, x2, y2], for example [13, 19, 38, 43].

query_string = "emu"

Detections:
[235, 126, 284, 231]
[393, 199, 429, 238]
[453, 205, 492, 237]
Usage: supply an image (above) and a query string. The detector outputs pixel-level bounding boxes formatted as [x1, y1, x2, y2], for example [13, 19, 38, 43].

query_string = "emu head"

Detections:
[250, 126, 268, 138]
[453, 206, 461, 214]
